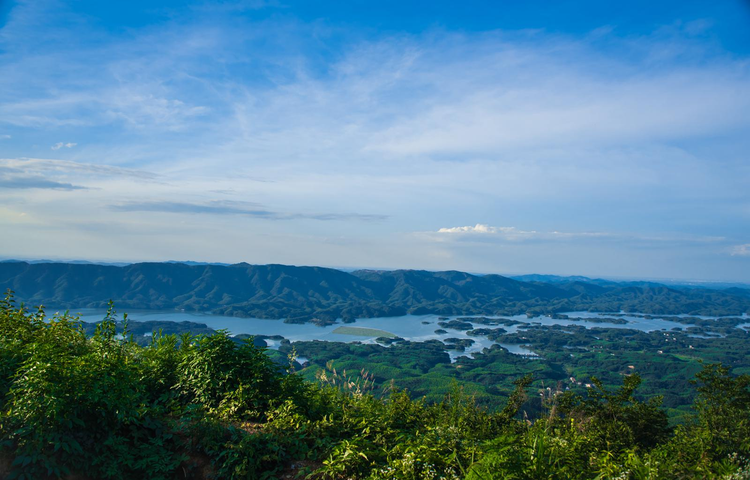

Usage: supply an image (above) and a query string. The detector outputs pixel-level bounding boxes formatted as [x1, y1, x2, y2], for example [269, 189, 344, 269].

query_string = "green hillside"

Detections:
[1, 262, 748, 323]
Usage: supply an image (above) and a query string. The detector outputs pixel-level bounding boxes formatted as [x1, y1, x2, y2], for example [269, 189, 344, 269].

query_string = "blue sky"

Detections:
[1, 0, 749, 282]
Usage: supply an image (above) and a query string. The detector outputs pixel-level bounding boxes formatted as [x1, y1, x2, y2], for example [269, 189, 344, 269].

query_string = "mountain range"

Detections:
[1, 261, 748, 323]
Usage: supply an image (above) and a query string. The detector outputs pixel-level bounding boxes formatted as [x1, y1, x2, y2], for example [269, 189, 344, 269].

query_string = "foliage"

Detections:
[0, 292, 749, 479]
[692, 363, 750, 457]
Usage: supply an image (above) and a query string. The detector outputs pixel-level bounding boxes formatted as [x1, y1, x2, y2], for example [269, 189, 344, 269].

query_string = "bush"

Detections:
[1, 292, 749, 479]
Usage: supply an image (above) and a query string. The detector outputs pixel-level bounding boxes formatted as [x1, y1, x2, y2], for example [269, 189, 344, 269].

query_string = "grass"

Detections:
[331, 326, 397, 338]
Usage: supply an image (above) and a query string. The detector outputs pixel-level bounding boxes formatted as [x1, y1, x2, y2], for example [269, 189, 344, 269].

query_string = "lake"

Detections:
[72, 309, 741, 359]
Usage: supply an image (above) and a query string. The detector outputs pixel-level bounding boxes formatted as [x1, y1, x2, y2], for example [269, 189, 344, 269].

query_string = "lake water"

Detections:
[73, 309, 738, 359]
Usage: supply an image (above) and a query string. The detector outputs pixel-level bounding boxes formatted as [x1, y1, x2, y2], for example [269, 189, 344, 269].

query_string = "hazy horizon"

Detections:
[3, 255, 749, 287]
[1, 1, 749, 282]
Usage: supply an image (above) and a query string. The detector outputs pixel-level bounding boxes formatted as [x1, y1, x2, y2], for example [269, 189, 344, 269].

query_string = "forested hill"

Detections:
[1, 261, 748, 321]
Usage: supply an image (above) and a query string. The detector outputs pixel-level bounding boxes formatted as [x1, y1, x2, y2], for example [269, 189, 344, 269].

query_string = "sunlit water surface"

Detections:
[72, 309, 747, 360]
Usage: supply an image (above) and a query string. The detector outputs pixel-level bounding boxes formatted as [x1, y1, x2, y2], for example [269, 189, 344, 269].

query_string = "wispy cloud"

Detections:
[0, 158, 157, 193]
[51, 142, 77, 150]
[111, 200, 273, 216]
[0, 135, 10, 140]
[0, 158, 157, 180]
[0, 176, 86, 190]
[433, 224, 612, 242]
[191, 0, 284, 13]
[110, 200, 387, 222]
[0, 1, 748, 280]
[429, 224, 725, 245]
[3, 3, 747, 161]
[731, 244, 750, 257]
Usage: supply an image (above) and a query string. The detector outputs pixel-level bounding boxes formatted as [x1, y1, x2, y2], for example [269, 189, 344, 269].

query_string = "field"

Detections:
[331, 326, 397, 338]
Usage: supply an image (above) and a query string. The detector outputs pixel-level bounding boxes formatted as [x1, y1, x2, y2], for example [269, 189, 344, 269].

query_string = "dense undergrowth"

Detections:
[0, 292, 748, 479]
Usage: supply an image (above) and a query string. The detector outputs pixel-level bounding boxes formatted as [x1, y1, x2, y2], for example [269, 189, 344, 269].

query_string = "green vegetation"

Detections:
[1, 293, 750, 479]
[330, 326, 396, 338]
[289, 318, 750, 421]
[2, 262, 748, 324]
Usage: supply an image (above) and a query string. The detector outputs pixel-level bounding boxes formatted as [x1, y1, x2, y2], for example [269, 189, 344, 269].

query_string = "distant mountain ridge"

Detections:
[509, 273, 750, 290]
[0, 261, 748, 322]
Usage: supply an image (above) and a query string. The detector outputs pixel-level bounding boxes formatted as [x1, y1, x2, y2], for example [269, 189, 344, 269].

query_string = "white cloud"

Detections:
[730, 244, 750, 257]
[434, 224, 610, 241]
[432, 224, 725, 245]
[438, 224, 514, 234]
[0, 135, 10, 140]
[51, 142, 77, 150]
